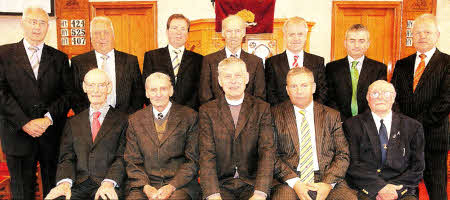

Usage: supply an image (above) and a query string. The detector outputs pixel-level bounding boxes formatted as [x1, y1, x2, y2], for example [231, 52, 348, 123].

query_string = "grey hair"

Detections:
[22, 3, 49, 21]
[90, 16, 115, 38]
[145, 72, 172, 89]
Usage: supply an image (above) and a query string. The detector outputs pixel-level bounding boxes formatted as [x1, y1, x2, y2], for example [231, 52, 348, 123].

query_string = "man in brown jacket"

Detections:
[199, 57, 275, 200]
[124, 72, 200, 200]
[271, 67, 355, 200]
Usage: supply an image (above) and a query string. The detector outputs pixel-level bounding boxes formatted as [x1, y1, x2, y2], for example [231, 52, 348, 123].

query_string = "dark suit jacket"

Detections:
[56, 107, 128, 187]
[71, 50, 145, 114]
[0, 40, 74, 156]
[199, 94, 275, 197]
[125, 103, 200, 199]
[199, 48, 266, 105]
[265, 51, 327, 105]
[344, 110, 425, 198]
[391, 49, 449, 151]
[271, 101, 349, 185]
[326, 56, 387, 121]
[142, 46, 203, 110]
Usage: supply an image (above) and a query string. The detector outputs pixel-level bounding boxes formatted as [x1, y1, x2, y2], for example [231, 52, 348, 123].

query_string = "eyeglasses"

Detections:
[24, 18, 48, 27]
[84, 82, 109, 90]
[369, 91, 394, 99]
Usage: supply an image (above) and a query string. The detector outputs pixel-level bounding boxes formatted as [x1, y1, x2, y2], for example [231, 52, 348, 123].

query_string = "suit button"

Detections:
[377, 169, 381, 173]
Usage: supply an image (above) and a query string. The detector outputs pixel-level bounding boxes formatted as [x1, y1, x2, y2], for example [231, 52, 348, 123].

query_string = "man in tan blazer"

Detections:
[199, 14, 265, 105]
[124, 72, 200, 200]
[199, 57, 275, 200]
[271, 67, 355, 200]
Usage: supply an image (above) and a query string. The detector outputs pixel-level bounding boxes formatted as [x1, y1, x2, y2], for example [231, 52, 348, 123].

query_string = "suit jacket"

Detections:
[142, 46, 203, 110]
[199, 48, 266, 105]
[344, 110, 425, 198]
[56, 107, 128, 187]
[199, 94, 275, 197]
[71, 50, 145, 114]
[265, 51, 327, 106]
[326, 56, 387, 121]
[0, 40, 74, 156]
[391, 49, 449, 151]
[271, 101, 349, 185]
[125, 103, 200, 199]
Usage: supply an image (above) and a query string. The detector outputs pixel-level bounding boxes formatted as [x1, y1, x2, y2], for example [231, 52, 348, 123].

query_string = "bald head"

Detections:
[367, 80, 396, 117]
[83, 69, 112, 108]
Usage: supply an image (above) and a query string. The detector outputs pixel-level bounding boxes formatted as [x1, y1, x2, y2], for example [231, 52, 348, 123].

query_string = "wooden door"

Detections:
[90, 2, 157, 71]
[332, 1, 401, 78]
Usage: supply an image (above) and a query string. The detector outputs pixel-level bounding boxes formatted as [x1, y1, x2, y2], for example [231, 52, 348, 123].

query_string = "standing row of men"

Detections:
[0, 4, 447, 200]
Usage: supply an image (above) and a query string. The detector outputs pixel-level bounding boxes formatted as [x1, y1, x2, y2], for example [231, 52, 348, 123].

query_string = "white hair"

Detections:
[90, 16, 115, 38]
[145, 72, 172, 89]
[22, 2, 49, 21]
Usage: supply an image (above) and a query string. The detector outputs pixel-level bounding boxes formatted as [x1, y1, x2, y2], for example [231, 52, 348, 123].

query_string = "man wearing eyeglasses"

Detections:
[45, 69, 128, 200]
[344, 80, 425, 200]
[0, 4, 74, 199]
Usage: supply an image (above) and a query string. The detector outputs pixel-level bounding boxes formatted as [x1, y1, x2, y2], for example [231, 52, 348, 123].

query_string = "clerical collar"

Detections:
[225, 95, 244, 106]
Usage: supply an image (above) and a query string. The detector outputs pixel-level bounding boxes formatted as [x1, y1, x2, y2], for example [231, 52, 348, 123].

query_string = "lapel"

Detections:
[387, 112, 401, 148]
[283, 101, 300, 156]
[78, 109, 94, 148]
[217, 48, 227, 63]
[176, 49, 193, 80]
[404, 54, 416, 93]
[142, 106, 161, 146]
[37, 45, 52, 80]
[161, 46, 177, 81]
[339, 57, 353, 94]
[280, 51, 291, 76]
[92, 107, 118, 149]
[217, 96, 236, 136]
[159, 104, 182, 146]
[414, 49, 441, 94]
[114, 49, 126, 107]
[14, 40, 36, 81]
[313, 102, 325, 161]
[360, 110, 382, 165]
[240, 49, 249, 63]
[234, 95, 253, 139]
[357, 57, 371, 95]
[303, 52, 313, 68]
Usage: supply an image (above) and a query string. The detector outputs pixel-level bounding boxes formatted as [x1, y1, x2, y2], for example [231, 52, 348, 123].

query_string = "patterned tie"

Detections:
[172, 49, 182, 76]
[298, 110, 314, 183]
[101, 55, 109, 69]
[413, 54, 426, 92]
[28, 46, 40, 79]
[91, 112, 101, 142]
[350, 61, 359, 116]
[379, 119, 388, 166]
[230, 53, 238, 58]
[157, 113, 164, 120]
[293, 55, 300, 68]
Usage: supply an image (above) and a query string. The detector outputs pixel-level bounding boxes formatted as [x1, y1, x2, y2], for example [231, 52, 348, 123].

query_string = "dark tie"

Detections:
[157, 113, 164, 120]
[230, 54, 237, 58]
[379, 119, 388, 166]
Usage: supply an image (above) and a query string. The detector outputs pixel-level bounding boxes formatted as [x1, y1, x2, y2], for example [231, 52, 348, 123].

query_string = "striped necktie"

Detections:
[350, 61, 359, 116]
[298, 110, 314, 183]
[293, 55, 300, 68]
[172, 49, 182, 76]
[413, 54, 426, 92]
[28, 46, 40, 79]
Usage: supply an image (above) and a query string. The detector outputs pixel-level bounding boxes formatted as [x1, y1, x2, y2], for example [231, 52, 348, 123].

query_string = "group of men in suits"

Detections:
[0, 2, 448, 200]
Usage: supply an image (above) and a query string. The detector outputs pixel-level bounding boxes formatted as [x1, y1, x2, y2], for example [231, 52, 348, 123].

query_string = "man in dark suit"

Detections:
[271, 67, 354, 200]
[344, 80, 425, 200]
[72, 16, 145, 114]
[125, 72, 200, 200]
[0, 5, 74, 199]
[326, 24, 387, 121]
[391, 14, 449, 200]
[142, 14, 203, 110]
[45, 69, 128, 200]
[199, 57, 275, 200]
[265, 16, 327, 106]
[199, 14, 265, 105]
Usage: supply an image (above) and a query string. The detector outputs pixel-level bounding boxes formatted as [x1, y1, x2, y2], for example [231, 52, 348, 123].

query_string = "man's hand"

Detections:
[293, 180, 318, 200]
[154, 184, 176, 200]
[95, 181, 118, 200]
[312, 182, 332, 200]
[143, 185, 158, 200]
[22, 117, 51, 137]
[45, 182, 71, 200]
[377, 184, 403, 200]
[249, 192, 266, 200]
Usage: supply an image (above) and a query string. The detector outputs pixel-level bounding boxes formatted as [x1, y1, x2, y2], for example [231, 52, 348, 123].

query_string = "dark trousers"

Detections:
[423, 150, 448, 200]
[6, 141, 58, 200]
[55, 178, 121, 200]
[202, 178, 255, 200]
[127, 185, 191, 200]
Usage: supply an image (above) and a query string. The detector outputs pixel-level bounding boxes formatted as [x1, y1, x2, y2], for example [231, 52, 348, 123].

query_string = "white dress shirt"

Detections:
[348, 55, 365, 74]
[414, 47, 436, 76]
[286, 49, 304, 69]
[371, 111, 393, 140]
[95, 50, 116, 108]
[152, 101, 172, 119]
[168, 44, 185, 63]
[225, 47, 241, 58]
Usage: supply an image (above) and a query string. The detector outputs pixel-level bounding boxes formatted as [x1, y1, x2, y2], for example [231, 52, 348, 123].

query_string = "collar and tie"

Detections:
[101, 55, 109, 69]
[293, 55, 300, 68]
[230, 53, 238, 58]
[379, 119, 388, 166]
[157, 112, 164, 120]
[91, 111, 101, 142]
[28, 46, 40, 79]
[172, 49, 182, 77]
[413, 54, 426, 92]
[350, 61, 359, 116]
[298, 110, 314, 183]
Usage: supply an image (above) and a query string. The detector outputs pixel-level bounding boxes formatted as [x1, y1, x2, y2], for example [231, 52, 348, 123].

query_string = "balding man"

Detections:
[344, 80, 425, 200]
[45, 69, 128, 200]
[391, 14, 449, 200]
[72, 16, 145, 115]
[0, 4, 74, 199]
[199, 14, 265, 105]
[125, 72, 200, 200]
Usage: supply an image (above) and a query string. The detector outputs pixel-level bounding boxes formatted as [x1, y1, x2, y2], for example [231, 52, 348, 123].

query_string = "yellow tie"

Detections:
[172, 49, 181, 76]
[298, 110, 314, 183]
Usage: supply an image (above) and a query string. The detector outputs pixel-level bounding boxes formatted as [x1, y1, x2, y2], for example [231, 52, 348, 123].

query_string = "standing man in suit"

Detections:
[265, 16, 327, 106]
[391, 14, 449, 200]
[125, 72, 200, 200]
[326, 24, 387, 121]
[344, 80, 425, 200]
[199, 57, 275, 200]
[45, 69, 128, 200]
[72, 16, 145, 114]
[142, 14, 203, 110]
[271, 67, 354, 200]
[0, 5, 74, 199]
[199, 15, 265, 105]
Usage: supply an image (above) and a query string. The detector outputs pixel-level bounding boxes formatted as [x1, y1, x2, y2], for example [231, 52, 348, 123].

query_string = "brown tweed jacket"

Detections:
[124, 103, 200, 199]
[271, 101, 349, 184]
[199, 94, 275, 197]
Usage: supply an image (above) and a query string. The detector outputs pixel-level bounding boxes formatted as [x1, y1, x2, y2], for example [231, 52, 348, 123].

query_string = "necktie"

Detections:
[293, 55, 300, 68]
[379, 119, 388, 166]
[298, 110, 314, 183]
[91, 112, 101, 142]
[101, 55, 109, 69]
[172, 49, 181, 76]
[157, 113, 164, 120]
[230, 53, 238, 58]
[350, 61, 359, 116]
[28, 46, 39, 79]
[413, 54, 426, 92]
